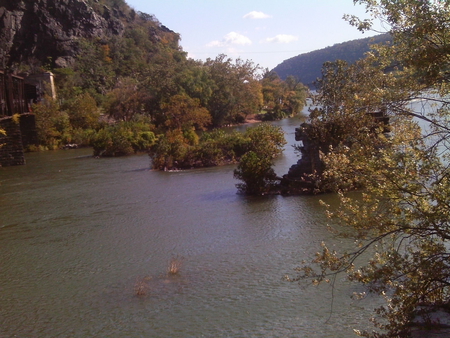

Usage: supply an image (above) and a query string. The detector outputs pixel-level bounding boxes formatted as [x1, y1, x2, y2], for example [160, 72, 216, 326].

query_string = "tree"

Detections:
[261, 71, 308, 120]
[206, 55, 262, 127]
[234, 123, 286, 195]
[65, 92, 100, 130]
[177, 59, 214, 108]
[74, 38, 116, 99]
[91, 121, 155, 157]
[104, 77, 147, 122]
[282, 75, 308, 116]
[161, 93, 211, 131]
[261, 70, 285, 116]
[33, 96, 71, 149]
[293, 1, 450, 337]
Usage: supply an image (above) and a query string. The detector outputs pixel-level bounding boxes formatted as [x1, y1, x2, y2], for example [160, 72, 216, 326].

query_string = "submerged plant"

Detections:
[167, 256, 184, 275]
[134, 277, 151, 297]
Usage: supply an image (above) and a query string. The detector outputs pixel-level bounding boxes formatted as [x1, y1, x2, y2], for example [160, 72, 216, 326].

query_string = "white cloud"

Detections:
[243, 11, 272, 19]
[263, 34, 298, 44]
[207, 32, 252, 47]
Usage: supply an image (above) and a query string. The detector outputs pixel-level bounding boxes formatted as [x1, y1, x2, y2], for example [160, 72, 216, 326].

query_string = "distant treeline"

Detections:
[272, 34, 392, 87]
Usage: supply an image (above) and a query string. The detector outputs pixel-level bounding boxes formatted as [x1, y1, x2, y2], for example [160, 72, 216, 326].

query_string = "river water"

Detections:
[0, 117, 376, 338]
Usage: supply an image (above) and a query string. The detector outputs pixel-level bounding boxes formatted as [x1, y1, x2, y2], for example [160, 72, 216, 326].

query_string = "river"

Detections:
[0, 117, 376, 337]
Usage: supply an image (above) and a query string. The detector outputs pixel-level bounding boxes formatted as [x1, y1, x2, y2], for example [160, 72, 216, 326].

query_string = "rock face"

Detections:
[280, 113, 390, 194]
[286, 123, 324, 179]
[279, 123, 325, 194]
[0, 0, 126, 69]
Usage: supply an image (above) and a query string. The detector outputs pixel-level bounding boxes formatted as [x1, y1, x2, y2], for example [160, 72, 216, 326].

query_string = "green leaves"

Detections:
[297, 1, 450, 336]
[205, 55, 263, 127]
[91, 121, 155, 157]
[260, 73, 308, 121]
[234, 123, 286, 195]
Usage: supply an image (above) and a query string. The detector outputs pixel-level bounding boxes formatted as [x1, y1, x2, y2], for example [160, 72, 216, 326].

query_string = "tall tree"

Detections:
[161, 93, 211, 131]
[104, 77, 146, 122]
[294, 1, 450, 337]
[206, 55, 262, 127]
[261, 71, 308, 120]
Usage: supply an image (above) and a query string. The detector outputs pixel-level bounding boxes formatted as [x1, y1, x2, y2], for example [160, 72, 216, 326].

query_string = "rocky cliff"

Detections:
[0, 0, 173, 71]
[0, 0, 117, 68]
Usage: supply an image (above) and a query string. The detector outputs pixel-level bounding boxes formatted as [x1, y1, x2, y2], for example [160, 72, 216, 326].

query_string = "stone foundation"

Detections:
[0, 116, 25, 166]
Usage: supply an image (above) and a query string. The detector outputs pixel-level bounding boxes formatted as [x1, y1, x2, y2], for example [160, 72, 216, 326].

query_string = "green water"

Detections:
[0, 118, 375, 337]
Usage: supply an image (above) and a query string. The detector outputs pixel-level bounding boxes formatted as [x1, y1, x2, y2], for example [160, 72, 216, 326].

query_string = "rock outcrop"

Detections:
[279, 123, 325, 194]
[0, 0, 128, 69]
[280, 112, 390, 194]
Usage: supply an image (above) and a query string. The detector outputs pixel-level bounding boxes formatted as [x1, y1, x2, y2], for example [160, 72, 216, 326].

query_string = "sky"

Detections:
[124, 0, 384, 70]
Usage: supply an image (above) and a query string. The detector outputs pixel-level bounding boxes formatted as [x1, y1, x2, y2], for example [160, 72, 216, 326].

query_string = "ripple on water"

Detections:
[0, 145, 375, 337]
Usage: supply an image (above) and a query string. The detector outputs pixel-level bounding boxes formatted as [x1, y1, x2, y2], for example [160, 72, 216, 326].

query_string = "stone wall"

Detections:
[19, 113, 37, 149]
[0, 116, 25, 167]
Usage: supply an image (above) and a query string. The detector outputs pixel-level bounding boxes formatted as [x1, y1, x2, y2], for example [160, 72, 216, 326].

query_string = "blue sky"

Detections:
[125, 0, 383, 70]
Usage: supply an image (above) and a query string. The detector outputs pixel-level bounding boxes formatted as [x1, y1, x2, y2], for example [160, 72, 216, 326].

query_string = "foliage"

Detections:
[65, 92, 100, 129]
[197, 129, 249, 163]
[234, 123, 286, 195]
[149, 130, 190, 169]
[149, 123, 285, 175]
[33, 96, 71, 149]
[74, 38, 116, 100]
[234, 151, 277, 195]
[261, 72, 308, 120]
[104, 77, 147, 122]
[67, 128, 97, 147]
[205, 55, 263, 127]
[14, 0, 308, 162]
[161, 93, 211, 131]
[149, 129, 248, 170]
[293, 1, 450, 337]
[91, 120, 155, 157]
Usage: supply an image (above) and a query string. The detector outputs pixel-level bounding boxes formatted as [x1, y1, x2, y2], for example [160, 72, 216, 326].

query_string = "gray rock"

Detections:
[0, 0, 125, 69]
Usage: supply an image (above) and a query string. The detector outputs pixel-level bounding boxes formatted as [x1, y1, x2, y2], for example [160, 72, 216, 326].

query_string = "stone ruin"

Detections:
[279, 123, 325, 194]
[279, 111, 390, 194]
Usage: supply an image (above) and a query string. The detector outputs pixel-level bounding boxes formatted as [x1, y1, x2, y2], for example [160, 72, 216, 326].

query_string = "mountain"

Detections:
[0, 0, 180, 71]
[271, 33, 392, 87]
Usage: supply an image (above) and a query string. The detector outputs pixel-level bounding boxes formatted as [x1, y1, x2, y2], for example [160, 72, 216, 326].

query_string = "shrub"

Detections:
[33, 97, 72, 148]
[150, 128, 250, 169]
[234, 151, 278, 195]
[91, 121, 155, 157]
[234, 124, 286, 195]
[65, 92, 100, 130]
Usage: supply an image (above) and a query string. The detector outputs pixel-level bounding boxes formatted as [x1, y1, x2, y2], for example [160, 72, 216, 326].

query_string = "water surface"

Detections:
[0, 118, 375, 337]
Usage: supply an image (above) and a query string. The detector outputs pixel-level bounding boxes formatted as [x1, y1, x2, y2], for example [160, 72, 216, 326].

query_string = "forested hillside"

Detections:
[272, 33, 391, 87]
[1, 0, 183, 98]
[0, 0, 307, 170]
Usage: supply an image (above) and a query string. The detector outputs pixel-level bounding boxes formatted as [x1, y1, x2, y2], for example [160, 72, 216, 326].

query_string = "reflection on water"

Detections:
[0, 118, 376, 337]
